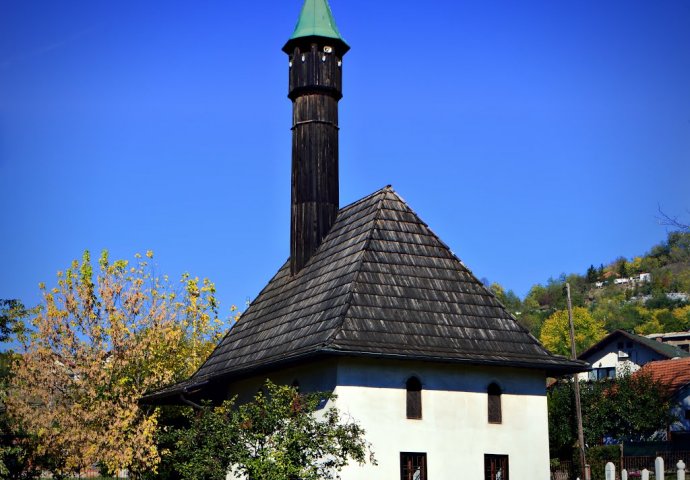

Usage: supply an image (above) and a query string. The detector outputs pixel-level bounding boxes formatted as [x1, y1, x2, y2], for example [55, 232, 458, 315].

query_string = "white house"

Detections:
[577, 330, 689, 381]
[145, 1, 586, 479]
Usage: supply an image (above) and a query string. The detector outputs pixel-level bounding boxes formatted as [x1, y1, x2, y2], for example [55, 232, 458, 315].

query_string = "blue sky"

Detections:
[1, 0, 689, 319]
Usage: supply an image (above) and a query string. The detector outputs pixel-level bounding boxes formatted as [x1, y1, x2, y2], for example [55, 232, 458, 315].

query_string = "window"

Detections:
[400, 452, 426, 480]
[406, 377, 422, 419]
[488, 383, 502, 424]
[592, 367, 615, 380]
[485, 454, 509, 480]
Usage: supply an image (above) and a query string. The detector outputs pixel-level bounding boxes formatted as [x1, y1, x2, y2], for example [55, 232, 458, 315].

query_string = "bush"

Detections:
[586, 445, 620, 480]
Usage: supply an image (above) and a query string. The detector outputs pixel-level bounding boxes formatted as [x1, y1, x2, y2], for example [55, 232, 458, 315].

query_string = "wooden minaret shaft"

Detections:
[288, 42, 343, 274]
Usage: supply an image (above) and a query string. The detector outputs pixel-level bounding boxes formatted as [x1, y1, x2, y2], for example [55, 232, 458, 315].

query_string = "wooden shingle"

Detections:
[146, 186, 585, 401]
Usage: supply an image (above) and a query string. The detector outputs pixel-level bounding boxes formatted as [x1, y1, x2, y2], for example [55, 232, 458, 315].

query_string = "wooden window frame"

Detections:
[488, 382, 502, 424]
[406, 376, 422, 419]
[400, 452, 427, 480]
[484, 454, 509, 480]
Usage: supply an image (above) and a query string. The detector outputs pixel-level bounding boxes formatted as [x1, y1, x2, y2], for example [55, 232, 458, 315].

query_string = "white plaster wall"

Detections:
[221, 357, 552, 479]
[578, 342, 665, 380]
[331, 358, 551, 480]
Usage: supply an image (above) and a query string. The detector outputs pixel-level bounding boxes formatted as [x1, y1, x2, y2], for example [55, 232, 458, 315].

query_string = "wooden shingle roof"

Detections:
[146, 186, 585, 401]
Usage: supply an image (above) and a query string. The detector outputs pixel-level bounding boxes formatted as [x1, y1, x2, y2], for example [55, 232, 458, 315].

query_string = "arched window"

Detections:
[406, 377, 422, 419]
[488, 383, 502, 424]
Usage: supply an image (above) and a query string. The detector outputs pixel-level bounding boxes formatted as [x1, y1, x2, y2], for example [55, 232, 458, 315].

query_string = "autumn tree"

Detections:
[539, 307, 606, 357]
[169, 381, 374, 480]
[7, 250, 234, 477]
[0, 299, 38, 479]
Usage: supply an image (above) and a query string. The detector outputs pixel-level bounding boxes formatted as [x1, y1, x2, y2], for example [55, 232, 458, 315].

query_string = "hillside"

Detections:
[490, 231, 690, 346]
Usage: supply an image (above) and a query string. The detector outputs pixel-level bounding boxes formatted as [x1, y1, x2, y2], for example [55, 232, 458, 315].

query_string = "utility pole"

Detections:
[566, 282, 588, 480]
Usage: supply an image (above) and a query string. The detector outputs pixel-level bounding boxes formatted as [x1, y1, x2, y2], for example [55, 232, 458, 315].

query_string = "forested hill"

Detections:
[490, 230, 690, 353]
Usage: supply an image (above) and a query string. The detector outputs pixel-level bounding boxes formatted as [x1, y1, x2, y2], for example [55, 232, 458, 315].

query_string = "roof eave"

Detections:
[282, 35, 350, 55]
[321, 348, 590, 376]
[143, 347, 589, 404]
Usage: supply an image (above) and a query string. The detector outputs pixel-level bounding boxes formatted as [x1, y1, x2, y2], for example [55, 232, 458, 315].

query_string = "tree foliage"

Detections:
[169, 381, 374, 480]
[0, 300, 39, 480]
[0, 299, 29, 344]
[540, 307, 606, 357]
[493, 230, 690, 339]
[6, 250, 232, 477]
[548, 370, 673, 458]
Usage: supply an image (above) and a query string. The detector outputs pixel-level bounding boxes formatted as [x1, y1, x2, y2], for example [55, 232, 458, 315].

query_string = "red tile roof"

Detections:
[639, 357, 690, 394]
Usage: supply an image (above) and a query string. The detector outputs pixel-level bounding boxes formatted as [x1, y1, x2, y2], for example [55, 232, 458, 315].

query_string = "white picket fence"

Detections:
[590, 457, 687, 480]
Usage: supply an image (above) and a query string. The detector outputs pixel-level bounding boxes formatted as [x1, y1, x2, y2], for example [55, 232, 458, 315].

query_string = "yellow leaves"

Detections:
[9, 249, 237, 476]
[112, 259, 128, 273]
[99, 249, 110, 269]
[540, 307, 606, 357]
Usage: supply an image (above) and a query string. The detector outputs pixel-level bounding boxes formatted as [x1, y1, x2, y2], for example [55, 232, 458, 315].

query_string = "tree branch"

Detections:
[656, 205, 689, 232]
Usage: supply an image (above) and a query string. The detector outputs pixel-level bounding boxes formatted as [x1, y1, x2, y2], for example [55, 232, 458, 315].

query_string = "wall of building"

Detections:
[222, 357, 552, 480]
[331, 358, 551, 480]
[223, 359, 339, 405]
[578, 340, 664, 380]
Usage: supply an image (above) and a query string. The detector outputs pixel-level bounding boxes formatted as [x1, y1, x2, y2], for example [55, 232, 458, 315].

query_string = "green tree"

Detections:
[488, 283, 522, 316]
[0, 299, 29, 344]
[549, 371, 672, 458]
[540, 307, 605, 356]
[617, 258, 629, 278]
[548, 379, 608, 458]
[586, 265, 598, 284]
[169, 381, 374, 480]
[591, 369, 673, 443]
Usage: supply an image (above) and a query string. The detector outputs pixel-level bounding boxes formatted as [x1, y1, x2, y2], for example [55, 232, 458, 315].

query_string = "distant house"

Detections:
[639, 357, 690, 443]
[578, 330, 689, 381]
[638, 273, 652, 283]
[594, 273, 650, 289]
[646, 332, 690, 353]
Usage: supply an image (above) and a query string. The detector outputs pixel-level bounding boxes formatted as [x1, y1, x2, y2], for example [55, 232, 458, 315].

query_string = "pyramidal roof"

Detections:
[283, 0, 349, 54]
[147, 187, 585, 402]
[289, 0, 346, 42]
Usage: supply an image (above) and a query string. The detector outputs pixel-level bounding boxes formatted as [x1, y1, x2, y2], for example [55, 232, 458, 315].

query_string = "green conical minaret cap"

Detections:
[283, 0, 350, 54]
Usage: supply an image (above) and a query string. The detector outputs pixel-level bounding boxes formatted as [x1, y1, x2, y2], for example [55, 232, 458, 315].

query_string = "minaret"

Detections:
[283, 0, 350, 275]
